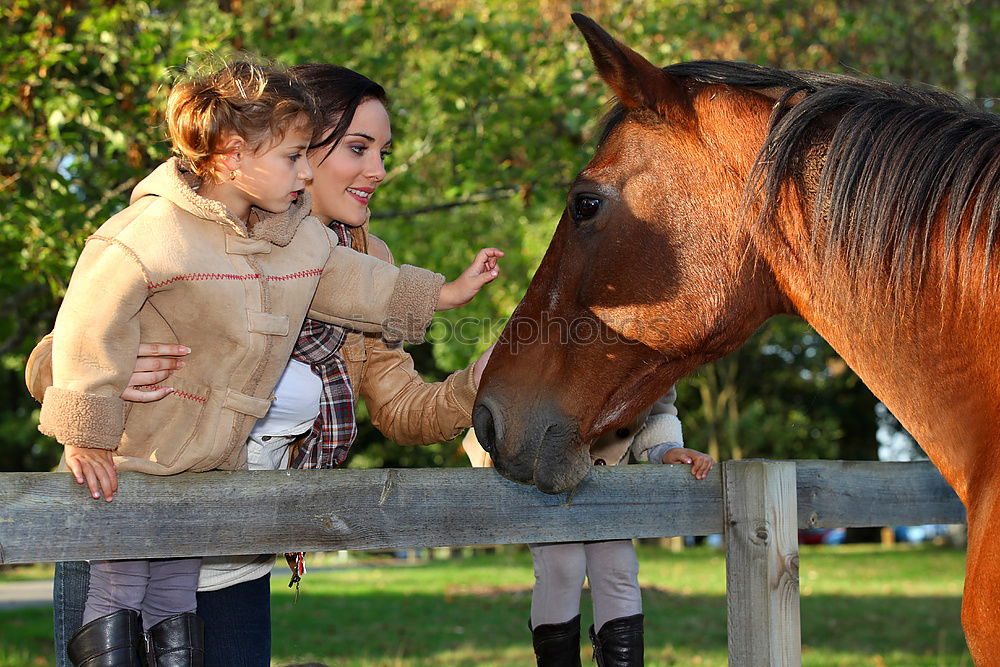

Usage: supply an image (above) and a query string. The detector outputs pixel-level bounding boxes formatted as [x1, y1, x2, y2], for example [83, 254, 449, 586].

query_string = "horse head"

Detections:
[474, 15, 789, 493]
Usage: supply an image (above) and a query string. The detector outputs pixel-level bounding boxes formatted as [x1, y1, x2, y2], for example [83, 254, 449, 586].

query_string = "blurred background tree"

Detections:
[1, 0, 996, 471]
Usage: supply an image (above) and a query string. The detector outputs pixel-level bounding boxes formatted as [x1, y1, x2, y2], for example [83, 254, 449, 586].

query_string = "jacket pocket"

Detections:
[341, 332, 367, 362]
[120, 378, 212, 468]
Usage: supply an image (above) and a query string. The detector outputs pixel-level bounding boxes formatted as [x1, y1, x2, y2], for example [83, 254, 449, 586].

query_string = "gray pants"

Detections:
[529, 540, 641, 633]
[84, 557, 202, 631]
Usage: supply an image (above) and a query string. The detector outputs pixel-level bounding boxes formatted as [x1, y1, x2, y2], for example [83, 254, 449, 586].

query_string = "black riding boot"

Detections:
[531, 614, 582, 666]
[145, 612, 205, 666]
[67, 609, 144, 667]
[589, 613, 644, 667]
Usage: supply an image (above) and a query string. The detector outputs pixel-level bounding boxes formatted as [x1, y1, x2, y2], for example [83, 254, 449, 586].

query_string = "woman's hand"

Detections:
[472, 343, 496, 386]
[65, 445, 118, 501]
[437, 248, 504, 311]
[663, 447, 715, 480]
[121, 343, 190, 402]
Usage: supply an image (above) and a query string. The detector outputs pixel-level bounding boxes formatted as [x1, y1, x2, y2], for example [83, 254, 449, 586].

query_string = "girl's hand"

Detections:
[121, 343, 190, 403]
[65, 445, 118, 501]
[437, 248, 504, 311]
[664, 447, 715, 480]
[472, 343, 496, 386]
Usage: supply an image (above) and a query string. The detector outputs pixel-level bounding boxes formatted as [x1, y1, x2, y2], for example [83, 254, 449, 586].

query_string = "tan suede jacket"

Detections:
[26, 228, 477, 453]
[37, 159, 443, 474]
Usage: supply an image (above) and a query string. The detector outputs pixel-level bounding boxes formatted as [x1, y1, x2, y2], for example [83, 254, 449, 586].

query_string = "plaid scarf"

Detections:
[288, 223, 357, 469]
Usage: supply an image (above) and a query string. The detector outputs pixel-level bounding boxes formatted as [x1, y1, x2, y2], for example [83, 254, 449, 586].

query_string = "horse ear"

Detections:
[571, 13, 682, 112]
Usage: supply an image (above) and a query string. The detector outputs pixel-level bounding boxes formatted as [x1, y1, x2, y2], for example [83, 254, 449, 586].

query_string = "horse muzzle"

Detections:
[473, 395, 591, 495]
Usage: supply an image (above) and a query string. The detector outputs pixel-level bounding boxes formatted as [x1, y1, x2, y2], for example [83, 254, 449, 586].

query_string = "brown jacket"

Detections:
[37, 159, 443, 474]
[329, 227, 477, 444]
[26, 228, 477, 453]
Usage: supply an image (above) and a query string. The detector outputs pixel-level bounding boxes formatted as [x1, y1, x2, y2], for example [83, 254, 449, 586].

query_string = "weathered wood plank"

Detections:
[796, 461, 965, 528]
[724, 460, 802, 667]
[0, 460, 966, 564]
[0, 465, 724, 564]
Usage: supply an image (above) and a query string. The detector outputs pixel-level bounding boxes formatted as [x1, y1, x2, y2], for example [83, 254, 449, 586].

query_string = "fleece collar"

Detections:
[129, 158, 311, 247]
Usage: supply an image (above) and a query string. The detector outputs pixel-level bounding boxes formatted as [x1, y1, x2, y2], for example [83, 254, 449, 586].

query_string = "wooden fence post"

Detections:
[723, 460, 802, 666]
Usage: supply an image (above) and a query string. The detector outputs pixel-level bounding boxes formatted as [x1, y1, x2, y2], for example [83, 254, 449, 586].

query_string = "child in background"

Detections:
[42, 60, 500, 667]
[463, 385, 713, 667]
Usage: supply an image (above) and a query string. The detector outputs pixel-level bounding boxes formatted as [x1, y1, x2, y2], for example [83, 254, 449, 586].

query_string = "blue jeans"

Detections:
[53, 561, 88, 667]
[53, 561, 272, 667]
[197, 573, 272, 667]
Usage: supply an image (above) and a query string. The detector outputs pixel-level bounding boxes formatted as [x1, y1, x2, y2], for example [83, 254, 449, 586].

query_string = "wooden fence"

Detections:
[0, 460, 965, 666]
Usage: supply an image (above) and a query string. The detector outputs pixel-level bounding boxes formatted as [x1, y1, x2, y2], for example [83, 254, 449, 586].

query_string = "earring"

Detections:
[230, 169, 238, 181]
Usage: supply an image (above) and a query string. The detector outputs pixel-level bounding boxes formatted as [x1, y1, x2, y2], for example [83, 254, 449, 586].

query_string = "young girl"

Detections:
[41, 60, 501, 667]
[463, 386, 713, 667]
[30, 63, 500, 667]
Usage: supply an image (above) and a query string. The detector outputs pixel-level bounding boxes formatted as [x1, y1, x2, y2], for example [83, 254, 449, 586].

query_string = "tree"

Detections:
[1, 1, 996, 471]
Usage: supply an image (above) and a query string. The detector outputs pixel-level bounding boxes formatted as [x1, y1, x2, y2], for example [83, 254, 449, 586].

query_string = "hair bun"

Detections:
[165, 60, 317, 183]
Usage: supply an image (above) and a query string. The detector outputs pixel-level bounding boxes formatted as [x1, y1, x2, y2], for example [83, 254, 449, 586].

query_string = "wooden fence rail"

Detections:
[0, 460, 965, 666]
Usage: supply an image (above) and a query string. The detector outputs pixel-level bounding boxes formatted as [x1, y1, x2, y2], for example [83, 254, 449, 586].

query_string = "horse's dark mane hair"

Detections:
[600, 60, 1000, 292]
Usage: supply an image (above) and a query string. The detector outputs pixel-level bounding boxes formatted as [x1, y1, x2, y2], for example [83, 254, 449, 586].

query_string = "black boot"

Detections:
[589, 614, 644, 667]
[531, 614, 582, 666]
[67, 609, 144, 667]
[145, 613, 204, 666]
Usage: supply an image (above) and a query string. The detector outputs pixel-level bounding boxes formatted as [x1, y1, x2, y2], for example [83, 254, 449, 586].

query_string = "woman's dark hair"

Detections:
[287, 64, 389, 164]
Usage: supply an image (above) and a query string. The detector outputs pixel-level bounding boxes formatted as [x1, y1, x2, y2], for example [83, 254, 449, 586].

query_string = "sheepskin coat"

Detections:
[39, 158, 443, 474]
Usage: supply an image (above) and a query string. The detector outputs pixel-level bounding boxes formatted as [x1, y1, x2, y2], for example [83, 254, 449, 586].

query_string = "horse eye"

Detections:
[573, 194, 602, 222]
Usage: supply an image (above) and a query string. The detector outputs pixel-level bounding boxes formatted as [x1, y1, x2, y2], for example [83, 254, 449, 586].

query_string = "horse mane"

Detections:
[600, 60, 1000, 294]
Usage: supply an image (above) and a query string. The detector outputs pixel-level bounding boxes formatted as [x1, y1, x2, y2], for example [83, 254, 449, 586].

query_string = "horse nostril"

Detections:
[473, 402, 499, 455]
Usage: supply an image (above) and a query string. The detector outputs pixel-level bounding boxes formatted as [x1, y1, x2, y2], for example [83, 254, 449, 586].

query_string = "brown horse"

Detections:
[474, 13, 1000, 662]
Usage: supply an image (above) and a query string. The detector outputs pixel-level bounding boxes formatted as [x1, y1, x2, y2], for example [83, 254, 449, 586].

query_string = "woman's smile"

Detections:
[347, 186, 373, 204]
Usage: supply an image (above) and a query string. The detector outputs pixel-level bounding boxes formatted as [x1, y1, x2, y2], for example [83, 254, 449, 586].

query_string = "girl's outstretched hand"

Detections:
[437, 248, 504, 311]
[65, 445, 118, 501]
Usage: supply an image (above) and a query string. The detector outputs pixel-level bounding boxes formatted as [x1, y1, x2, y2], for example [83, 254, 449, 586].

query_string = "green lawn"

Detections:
[0, 544, 971, 666]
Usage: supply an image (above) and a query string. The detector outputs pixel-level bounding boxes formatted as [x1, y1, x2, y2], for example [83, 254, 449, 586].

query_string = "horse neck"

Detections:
[772, 252, 1000, 504]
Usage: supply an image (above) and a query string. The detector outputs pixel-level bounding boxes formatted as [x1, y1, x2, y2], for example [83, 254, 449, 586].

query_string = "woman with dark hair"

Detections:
[31, 63, 496, 667]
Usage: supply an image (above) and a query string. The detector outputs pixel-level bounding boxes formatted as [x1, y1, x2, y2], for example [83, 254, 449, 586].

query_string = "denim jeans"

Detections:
[197, 574, 272, 667]
[53, 561, 89, 667]
[52, 561, 272, 667]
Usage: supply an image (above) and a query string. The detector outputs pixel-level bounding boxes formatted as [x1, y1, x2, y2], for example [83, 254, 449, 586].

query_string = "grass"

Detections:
[0, 564, 55, 582]
[0, 544, 971, 666]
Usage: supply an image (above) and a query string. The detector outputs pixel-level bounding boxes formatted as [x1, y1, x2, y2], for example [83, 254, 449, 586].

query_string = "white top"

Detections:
[250, 358, 322, 440]
[198, 358, 323, 592]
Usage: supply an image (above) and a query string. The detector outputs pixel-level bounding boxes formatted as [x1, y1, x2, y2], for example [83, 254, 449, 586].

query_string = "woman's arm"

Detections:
[358, 335, 480, 445]
[27, 334, 189, 404]
[351, 234, 491, 445]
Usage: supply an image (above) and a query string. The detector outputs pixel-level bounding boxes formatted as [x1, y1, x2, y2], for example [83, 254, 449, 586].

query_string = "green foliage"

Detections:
[1, 1, 996, 470]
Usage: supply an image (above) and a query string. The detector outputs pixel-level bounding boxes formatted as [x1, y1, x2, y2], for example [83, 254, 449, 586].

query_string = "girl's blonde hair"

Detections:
[166, 60, 317, 182]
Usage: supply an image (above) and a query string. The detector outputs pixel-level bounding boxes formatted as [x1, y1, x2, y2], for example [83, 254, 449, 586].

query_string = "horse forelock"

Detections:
[599, 59, 1000, 309]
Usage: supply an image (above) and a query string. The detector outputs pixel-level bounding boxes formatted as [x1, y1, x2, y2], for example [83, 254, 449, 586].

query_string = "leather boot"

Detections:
[589, 614, 644, 667]
[145, 612, 205, 666]
[67, 609, 144, 667]
[530, 614, 582, 666]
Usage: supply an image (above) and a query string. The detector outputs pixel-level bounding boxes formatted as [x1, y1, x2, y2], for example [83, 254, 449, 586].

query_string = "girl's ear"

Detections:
[217, 134, 245, 172]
